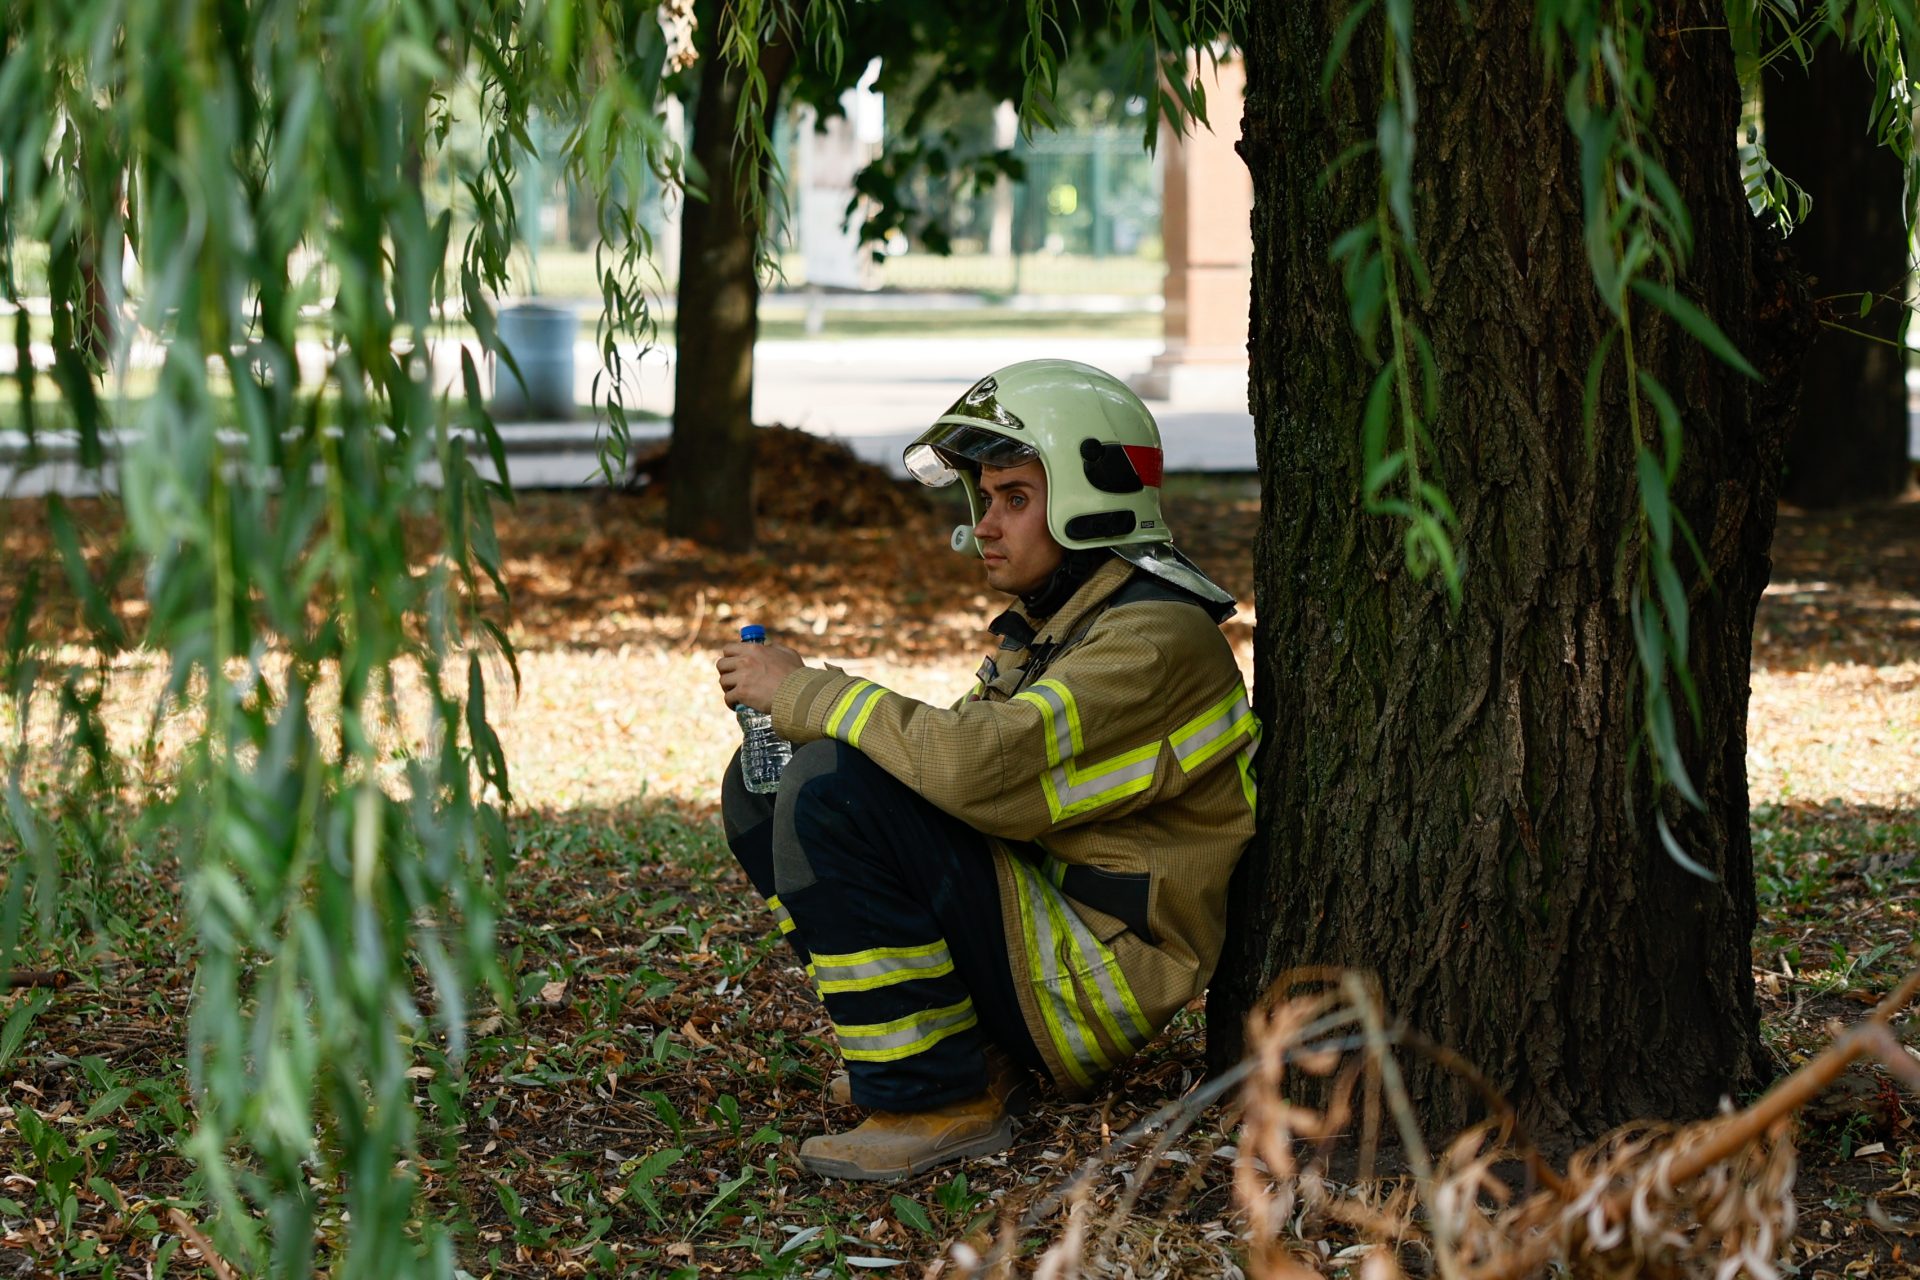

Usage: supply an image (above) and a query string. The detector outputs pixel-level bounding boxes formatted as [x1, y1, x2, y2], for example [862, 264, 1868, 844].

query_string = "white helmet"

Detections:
[905, 359, 1234, 610]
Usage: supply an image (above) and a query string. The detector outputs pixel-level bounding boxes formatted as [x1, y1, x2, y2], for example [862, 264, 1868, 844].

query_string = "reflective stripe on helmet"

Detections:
[1121, 444, 1164, 487]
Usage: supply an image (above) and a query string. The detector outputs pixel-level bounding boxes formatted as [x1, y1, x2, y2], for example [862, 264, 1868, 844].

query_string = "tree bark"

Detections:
[666, 39, 792, 550]
[1212, 2, 1806, 1146]
[1766, 45, 1912, 508]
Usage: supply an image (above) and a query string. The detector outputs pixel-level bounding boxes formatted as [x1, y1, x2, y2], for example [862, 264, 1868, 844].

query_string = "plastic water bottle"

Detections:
[737, 625, 793, 794]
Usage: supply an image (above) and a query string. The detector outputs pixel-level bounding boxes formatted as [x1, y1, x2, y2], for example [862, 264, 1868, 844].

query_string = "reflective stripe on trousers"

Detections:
[835, 997, 979, 1063]
[811, 940, 958, 995]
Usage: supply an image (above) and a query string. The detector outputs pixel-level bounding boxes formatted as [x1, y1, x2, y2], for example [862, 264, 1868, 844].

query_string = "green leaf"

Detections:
[0, 991, 51, 1074]
[1412, 327, 1440, 422]
[890, 1194, 936, 1236]
[1323, 0, 1379, 93]
[1636, 369, 1683, 478]
[1365, 453, 1408, 496]
[1654, 545, 1689, 643]
[1582, 330, 1617, 452]
[46, 498, 127, 652]
[1631, 278, 1760, 378]
[1317, 140, 1378, 191]
[1361, 364, 1396, 475]
[82, 1087, 135, 1123]
[1636, 447, 1672, 553]
[1656, 812, 1718, 881]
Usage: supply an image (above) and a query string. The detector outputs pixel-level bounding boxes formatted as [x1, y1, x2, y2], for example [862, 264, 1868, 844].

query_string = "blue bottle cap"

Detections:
[740, 624, 766, 642]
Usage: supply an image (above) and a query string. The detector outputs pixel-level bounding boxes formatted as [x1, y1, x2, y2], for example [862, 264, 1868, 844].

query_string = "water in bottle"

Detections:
[736, 624, 793, 793]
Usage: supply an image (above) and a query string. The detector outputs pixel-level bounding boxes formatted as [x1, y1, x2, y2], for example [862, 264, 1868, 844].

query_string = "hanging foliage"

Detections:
[0, 1, 675, 1272]
[1317, 0, 1920, 872]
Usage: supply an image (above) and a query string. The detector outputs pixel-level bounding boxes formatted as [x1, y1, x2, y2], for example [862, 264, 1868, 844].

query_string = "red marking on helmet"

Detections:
[1122, 445, 1164, 487]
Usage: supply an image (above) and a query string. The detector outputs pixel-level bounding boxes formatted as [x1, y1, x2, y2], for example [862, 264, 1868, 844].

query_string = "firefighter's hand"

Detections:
[717, 641, 804, 712]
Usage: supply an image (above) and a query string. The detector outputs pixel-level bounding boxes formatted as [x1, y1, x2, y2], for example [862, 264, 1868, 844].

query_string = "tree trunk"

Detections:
[1766, 45, 1912, 508]
[1212, 2, 1807, 1146]
[666, 40, 791, 550]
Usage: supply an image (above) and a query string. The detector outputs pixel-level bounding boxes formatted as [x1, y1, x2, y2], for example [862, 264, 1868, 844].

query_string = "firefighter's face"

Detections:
[974, 460, 1066, 597]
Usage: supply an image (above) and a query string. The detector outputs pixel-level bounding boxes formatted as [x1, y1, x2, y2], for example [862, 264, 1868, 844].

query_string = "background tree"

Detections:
[663, 0, 1225, 549]
[1766, 34, 1914, 508]
[663, 1, 792, 549]
[1209, 0, 1827, 1144]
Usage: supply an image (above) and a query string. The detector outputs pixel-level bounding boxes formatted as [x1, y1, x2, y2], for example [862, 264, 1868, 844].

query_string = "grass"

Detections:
[0, 479, 1916, 1275]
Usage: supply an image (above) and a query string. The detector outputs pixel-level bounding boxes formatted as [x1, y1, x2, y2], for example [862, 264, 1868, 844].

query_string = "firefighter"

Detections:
[716, 359, 1257, 1181]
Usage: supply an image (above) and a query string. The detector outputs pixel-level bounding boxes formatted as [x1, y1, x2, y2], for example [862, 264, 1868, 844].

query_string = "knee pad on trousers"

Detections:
[720, 749, 769, 843]
[770, 740, 843, 896]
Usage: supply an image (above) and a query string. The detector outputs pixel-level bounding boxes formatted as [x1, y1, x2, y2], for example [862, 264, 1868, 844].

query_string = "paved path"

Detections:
[1, 337, 1254, 495]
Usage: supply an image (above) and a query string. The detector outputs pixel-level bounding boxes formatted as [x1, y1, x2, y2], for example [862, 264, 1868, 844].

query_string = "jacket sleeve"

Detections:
[771, 613, 1184, 841]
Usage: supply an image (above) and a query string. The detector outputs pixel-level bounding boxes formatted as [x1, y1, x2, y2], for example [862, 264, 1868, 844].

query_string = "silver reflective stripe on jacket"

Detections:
[1008, 856, 1155, 1088]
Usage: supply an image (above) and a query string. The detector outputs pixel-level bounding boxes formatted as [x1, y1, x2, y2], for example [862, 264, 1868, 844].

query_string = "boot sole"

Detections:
[799, 1116, 1016, 1182]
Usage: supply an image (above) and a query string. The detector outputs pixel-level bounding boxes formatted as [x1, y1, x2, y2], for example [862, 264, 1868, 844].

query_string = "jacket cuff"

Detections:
[772, 667, 854, 742]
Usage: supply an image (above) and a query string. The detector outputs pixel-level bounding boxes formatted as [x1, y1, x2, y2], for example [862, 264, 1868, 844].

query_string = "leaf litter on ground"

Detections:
[0, 432, 1914, 1276]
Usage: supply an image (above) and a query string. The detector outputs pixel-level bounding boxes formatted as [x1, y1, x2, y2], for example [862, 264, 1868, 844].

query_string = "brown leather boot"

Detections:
[826, 1044, 1036, 1115]
[798, 1092, 1013, 1181]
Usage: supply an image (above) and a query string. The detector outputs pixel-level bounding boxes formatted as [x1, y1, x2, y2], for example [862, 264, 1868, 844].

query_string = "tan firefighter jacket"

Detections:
[771, 555, 1258, 1095]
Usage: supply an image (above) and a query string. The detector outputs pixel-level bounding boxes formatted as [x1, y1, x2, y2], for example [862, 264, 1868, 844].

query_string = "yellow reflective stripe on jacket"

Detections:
[1236, 738, 1258, 813]
[1041, 882, 1152, 1057]
[824, 680, 889, 749]
[811, 940, 956, 994]
[1009, 857, 1154, 1086]
[767, 894, 797, 937]
[834, 998, 977, 1063]
[1170, 685, 1257, 774]
[1015, 679, 1160, 822]
[1009, 858, 1105, 1087]
[1031, 853, 1153, 1043]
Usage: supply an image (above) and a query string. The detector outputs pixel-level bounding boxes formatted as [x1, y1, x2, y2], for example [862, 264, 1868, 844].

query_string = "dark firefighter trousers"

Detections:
[722, 739, 1047, 1112]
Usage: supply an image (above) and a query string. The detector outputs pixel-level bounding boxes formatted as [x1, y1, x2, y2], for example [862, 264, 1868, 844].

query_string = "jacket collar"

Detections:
[1015, 555, 1135, 648]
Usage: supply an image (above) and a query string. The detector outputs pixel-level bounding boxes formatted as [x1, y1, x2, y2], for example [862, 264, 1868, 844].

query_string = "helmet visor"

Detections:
[903, 422, 1038, 488]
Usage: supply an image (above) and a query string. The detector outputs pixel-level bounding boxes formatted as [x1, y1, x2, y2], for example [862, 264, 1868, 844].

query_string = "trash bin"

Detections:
[491, 302, 577, 420]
